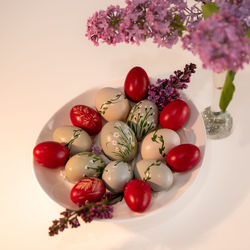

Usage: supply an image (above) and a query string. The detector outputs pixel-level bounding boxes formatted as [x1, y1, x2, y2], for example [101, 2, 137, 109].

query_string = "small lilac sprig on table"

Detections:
[148, 63, 196, 111]
[49, 192, 122, 236]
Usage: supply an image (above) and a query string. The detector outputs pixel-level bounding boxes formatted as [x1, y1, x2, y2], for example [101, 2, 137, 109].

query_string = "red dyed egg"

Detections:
[160, 99, 189, 131]
[124, 179, 151, 212]
[33, 141, 69, 169]
[166, 144, 200, 172]
[124, 66, 150, 102]
[70, 177, 106, 205]
[70, 105, 102, 135]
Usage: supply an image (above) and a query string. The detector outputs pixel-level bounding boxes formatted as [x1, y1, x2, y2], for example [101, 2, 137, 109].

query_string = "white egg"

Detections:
[141, 129, 180, 160]
[134, 159, 174, 191]
[95, 87, 130, 121]
[65, 152, 106, 183]
[102, 161, 133, 193]
[53, 125, 92, 155]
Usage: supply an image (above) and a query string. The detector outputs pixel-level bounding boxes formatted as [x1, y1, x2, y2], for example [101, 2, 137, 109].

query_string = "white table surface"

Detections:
[1, 1, 250, 249]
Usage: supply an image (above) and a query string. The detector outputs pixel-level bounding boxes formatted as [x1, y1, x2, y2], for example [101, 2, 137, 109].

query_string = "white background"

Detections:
[1, 0, 250, 249]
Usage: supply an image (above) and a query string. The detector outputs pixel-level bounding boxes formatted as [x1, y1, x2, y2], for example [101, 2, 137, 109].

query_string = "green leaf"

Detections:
[219, 70, 236, 112]
[202, 2, 219, 19]
[247, 30, 250, 39]
[170, 14, 186, 37]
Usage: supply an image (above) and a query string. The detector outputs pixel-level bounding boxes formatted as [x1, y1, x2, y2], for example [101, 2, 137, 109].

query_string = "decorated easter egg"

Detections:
[70, 177, 105, 205]
[65, 152, 106, 183]
[52, 126, 92, 155]
[127, 100, 158, 141]
[134, 159, 174, 191]
[70, 105, 102, 135]
[100, 121, 137, 162]
[102, 161, 133, 193]
[141, 129, 180, 160]
[95, 87, 130, 121]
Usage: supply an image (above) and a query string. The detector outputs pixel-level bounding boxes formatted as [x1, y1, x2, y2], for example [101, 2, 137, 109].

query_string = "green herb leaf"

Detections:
[247, 30, 250, 39]
[202, 2, 219, 19]
[170, 14, 186, 37]
[219, 70, 236, 112]
[151, 131, 158, 142]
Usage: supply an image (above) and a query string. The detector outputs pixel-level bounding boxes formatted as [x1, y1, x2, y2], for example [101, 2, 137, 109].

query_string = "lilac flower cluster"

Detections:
[49, 192, 121, 236]
[86, 0, 203, 48]
[86, 5, 126, 46]
[215, 0, 250, 30]
[194, 0, 212, 3]
[79, 199, 113, 223]
[148, 63, 196, 110]
[91, 144, 103, 155]
[182, 11, 250, 73]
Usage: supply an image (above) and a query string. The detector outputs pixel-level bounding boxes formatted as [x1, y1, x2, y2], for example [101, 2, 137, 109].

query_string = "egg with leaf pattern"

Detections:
[52, 125, 92, 155]
[65, 152, 106, 183]
[134, 159, 174, 191]
[141, 129, 180, 160]
[95, 87, 130, 122]
[127, 100, 158, 141]
[100, 121, 137, 162]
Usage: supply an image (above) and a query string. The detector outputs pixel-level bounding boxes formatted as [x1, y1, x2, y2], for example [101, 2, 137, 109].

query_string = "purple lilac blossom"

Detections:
[194, 0, 212, 3]
[91, 144, 103, 155]
[215, 0, 250, 30]
[182, 11, 250, 73]
[148, 63, 196, 110]
[86, 5, 127, 46]
[86, 0, 203, 48]
[49, 192, 115, 236]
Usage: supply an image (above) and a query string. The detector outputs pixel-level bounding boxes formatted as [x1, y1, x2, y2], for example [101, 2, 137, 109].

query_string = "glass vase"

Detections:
[201, 71, 233, 139]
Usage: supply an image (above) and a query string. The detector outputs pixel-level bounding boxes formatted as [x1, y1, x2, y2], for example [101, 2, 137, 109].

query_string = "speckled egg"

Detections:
[102, 161, 133, 193]
[100, 121, 137, 162]
[52, 125, 92, 155]
[134, 159, 174, 191]
[95, 87, 130, 122]
[141, 129, 180, 160]
[65, 152, 106, 183]
[127, 100, 158, 141]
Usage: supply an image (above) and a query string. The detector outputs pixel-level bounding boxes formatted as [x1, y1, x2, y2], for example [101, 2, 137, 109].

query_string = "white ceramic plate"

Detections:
[33, 79, 206, 222]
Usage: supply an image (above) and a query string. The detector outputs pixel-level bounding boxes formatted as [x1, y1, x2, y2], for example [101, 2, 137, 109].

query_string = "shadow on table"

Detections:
[110, 137, 250, 249]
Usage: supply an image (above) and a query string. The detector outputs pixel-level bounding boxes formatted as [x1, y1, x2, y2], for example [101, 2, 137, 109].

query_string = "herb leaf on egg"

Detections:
[151, 132, 166, 157]
[65, 129, 82, 151]
[143, 160, 161, 181]
[99, 93, 122, 115]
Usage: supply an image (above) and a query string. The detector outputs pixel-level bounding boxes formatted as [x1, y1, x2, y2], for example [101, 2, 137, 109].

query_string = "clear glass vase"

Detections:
[201, 72, 233, 139]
